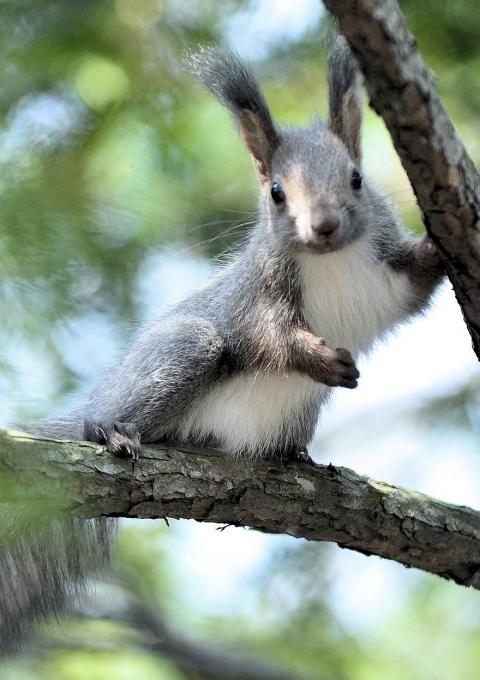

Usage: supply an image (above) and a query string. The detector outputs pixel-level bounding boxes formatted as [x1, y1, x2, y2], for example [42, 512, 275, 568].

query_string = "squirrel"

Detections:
[4, 36, 445, 652]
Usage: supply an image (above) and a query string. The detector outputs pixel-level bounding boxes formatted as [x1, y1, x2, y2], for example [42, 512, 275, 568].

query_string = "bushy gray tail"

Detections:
[0, 514, 115, 655]
[2, 417, 114, 655]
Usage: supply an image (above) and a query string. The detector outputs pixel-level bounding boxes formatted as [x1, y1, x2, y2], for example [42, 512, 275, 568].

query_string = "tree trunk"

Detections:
[324, 0, 480, 357]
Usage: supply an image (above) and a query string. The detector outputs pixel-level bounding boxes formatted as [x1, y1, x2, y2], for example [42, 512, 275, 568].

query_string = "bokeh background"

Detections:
[1, 1, 480, 678]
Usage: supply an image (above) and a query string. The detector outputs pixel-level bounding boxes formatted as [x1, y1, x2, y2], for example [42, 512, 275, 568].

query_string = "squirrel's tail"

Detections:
[0, 515, 115, 655]
[2, 417, 115, 655]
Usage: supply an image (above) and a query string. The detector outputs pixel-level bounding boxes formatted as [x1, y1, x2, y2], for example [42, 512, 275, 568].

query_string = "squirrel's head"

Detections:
[188, 37, 368, 254]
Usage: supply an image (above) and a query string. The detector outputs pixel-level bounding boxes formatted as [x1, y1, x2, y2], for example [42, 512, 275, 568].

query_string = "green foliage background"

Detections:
[1, 1, 480, 678]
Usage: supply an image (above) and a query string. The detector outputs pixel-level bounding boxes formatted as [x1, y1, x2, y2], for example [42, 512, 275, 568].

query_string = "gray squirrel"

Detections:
[3, 36, 445, 652]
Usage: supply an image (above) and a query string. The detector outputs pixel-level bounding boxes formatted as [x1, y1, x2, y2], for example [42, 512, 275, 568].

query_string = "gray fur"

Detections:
[188, 46, 279, 178]
[0, 517, 112, 654]
[187, 46, 277, 139]
[9, 39, 445, 651]
[327, 33, 363, 163]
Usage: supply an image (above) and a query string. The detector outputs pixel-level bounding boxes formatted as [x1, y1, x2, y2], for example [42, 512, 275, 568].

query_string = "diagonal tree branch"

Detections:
[105, 599, 319, 680]
[323, 0, 480, 358]
[1, 428, 480, 591]
[42, 600, 317, 680]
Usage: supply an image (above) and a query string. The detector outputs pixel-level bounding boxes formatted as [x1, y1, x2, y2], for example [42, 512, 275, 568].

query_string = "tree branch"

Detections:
[107, 599, 318, 680]
[323, 0, 480, 358]
[2, 428, 480, 590]
[43, 600, 316, 680]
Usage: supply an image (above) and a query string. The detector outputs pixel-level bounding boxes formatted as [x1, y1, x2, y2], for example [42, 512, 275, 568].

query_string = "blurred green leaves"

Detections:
[74, 55, 130, 111]
[114, 522, 174, 605]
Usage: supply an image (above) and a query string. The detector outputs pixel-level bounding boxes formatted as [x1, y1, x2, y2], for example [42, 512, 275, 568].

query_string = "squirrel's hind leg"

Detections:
[82, 317, 227, 457]
[84, 418, 141, 460]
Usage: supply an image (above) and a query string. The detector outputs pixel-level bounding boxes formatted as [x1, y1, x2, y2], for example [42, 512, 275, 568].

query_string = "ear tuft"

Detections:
[327, 34, 363, 164]
[186, 46, 279, 180]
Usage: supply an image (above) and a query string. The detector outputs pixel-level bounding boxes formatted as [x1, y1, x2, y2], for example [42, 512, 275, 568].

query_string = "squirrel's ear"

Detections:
[327, 34, 363, 165]
[187, 47, 279, 181]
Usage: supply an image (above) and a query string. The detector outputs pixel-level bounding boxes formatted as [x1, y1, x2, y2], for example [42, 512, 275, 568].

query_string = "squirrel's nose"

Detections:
[311, 212, 341, 237]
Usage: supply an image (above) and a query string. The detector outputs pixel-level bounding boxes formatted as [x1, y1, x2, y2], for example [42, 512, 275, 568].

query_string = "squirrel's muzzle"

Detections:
[311, 209, 341, 237]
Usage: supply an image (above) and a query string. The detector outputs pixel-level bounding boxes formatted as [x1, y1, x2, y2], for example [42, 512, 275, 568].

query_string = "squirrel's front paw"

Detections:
[415, 235, 444, 269]
[84, 419, 141, 461]
[314, 344, 360, 389]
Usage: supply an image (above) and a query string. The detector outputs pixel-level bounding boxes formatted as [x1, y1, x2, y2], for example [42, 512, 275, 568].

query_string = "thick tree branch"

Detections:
[324, 0, 480, 358]
[2, 428, 480, 591]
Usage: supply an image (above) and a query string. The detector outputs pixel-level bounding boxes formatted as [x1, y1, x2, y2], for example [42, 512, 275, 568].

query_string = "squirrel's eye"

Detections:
[271, 181, 286, 205]
[351, 168, 362, 191]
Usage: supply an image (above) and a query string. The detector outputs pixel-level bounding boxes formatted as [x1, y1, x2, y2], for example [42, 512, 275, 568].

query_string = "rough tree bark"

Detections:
[323, 0, 480, 358]
[2, 429, 480, 591]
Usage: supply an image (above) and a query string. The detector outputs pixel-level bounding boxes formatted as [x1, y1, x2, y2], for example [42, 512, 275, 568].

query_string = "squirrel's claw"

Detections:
[84, 418, 141, 461]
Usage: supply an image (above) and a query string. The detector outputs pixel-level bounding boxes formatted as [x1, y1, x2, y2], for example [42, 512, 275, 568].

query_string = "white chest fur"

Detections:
[181, 239, 412, 457]
[179, 370, 320, 457]
[299, 240, 412, 357]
